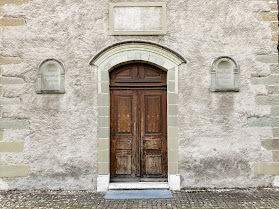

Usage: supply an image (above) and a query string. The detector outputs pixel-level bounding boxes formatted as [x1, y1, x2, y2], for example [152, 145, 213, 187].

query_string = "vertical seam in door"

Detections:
[137, 89, 141, 177]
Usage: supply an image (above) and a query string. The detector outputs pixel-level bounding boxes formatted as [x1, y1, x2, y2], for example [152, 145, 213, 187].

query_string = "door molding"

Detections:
[89, 41, 186, 192]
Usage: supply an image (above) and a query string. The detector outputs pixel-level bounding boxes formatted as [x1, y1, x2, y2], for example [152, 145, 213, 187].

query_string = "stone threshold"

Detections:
[109, 182, 169, 190]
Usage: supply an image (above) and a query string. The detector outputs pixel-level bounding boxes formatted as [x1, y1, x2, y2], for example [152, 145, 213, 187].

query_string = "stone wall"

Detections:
[0, 0, 277, 190]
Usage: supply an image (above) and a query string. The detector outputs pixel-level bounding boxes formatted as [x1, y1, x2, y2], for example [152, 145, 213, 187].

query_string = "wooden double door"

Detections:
[110, 63, 168, 181]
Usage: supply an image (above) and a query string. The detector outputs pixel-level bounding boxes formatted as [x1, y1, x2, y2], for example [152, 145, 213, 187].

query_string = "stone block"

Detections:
[99, 116, 109, 128]
[168, 93, 178, 105]
[168, 105, 178, 116]
[168, 162, 178, 175]
[262, 139, 279, 150]
[0, 97, 20, 105]
[168, 149, 178, 163]
[168, 138, 178, 150]
[98, 127, 109, 138]
[0, 57, 21, 65]
[168, 81, 175, 93]
[0, 17, 25, 26]
[0, 165, 29, 177]
[168, 174, 180, 191]
[256, 95, 279, 105]
[98, 138, 109, 151]
[0, 77, 24, 85]
[252, 75, 279, 85]
[270, 22, 278, 31]
[101, 83, 109, 93]
[168, 116, 178, 126]
[0, 142, 24, 152]
[268, 86, 279, 94]
[0, 119, 28, 129]
[256, 54, 278, 64]
[98, 162, 109, 175]
[254, 162, 279, 175]
[272, 33, 278, 41]
[98, 94, 109, 106]
[0, 0, 29, 6]
[97, 175, 110, 192]
[273, 151, 279, 162]
[262, 12, 278, 21]
[0, 165, 29, 178]
[98, 150, 109, 163]
[0, 131, 3, 140]
[100, 71, 109, 82]
[247, 117, 279, 127]
[273, 128, 279, 138]
[168, 127, 178, 139]
[271, 64, 279, 74]
[98, 107, 109, 117]
[270, 3, 278, 11]
[167, 70, 175, 81]
[271, 106, 279, 116]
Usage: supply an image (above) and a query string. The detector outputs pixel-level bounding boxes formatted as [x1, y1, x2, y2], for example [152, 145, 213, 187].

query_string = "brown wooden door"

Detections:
[110, 63, 167, 181]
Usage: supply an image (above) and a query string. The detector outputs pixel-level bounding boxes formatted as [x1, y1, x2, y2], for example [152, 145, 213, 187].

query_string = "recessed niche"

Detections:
[37, 59, 65, 94]
[211, 57, 239, 92]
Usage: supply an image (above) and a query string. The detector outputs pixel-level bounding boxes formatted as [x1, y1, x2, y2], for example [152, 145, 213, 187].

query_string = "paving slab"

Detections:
[0, 188, 279, 208]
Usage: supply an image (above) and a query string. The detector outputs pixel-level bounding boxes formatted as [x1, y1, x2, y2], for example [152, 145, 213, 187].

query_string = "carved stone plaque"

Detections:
[109, 2, 166, 35]
[211, 57, 239, 92]
[37, 59, 65, 94]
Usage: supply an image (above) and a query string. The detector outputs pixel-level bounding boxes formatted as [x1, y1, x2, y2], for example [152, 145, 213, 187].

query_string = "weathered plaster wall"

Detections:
[0, 0, 277, 190]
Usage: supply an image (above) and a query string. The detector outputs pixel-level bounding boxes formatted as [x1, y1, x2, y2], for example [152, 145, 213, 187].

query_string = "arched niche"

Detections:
[89, 41, 186, 192]
[37, 59, 65, 94]
[211, 56, 239, 92]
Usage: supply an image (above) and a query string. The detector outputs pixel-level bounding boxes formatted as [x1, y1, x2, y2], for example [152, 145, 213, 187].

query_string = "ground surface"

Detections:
[0, 188, 278, 208]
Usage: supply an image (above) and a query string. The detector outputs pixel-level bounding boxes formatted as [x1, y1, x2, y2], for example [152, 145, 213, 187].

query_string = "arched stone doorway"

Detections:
[89, 41, 186, 192]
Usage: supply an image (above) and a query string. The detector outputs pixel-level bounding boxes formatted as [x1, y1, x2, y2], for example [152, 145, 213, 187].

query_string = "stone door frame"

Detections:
[89, 41, 186, 192]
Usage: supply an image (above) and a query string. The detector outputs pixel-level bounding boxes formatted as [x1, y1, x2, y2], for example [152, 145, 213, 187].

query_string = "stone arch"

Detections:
[90, 41, 186, 192]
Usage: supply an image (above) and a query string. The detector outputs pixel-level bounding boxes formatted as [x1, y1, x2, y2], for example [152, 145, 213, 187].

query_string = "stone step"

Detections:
[109, 182, 169, 190]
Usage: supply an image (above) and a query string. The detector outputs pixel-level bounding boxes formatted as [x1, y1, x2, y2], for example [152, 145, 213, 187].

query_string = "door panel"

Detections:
[140, 90, 167, 178]
[144, 95, 162, 134]
[110, 90, 138, 177]
[115, 95, 133, 134]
